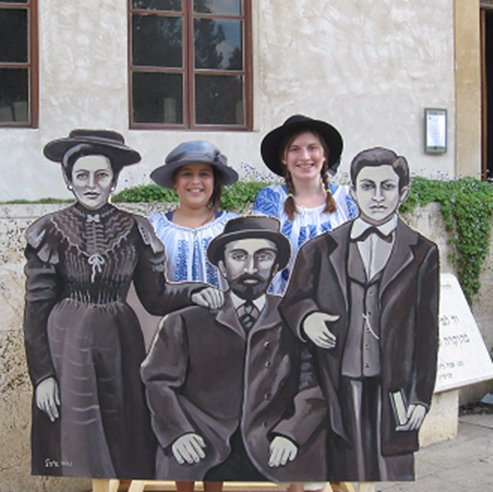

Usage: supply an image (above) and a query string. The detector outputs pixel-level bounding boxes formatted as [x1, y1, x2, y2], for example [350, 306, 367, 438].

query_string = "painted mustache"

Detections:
[237, 273, 265, 285]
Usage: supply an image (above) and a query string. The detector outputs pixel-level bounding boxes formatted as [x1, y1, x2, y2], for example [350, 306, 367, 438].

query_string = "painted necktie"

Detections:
[237, 300, 260, 331]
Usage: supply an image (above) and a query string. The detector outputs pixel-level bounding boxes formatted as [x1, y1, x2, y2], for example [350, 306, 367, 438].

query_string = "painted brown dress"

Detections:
[23, 203, 200, 479]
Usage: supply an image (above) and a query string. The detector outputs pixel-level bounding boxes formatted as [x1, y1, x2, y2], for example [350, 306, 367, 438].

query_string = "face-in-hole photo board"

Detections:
[24, 140, 440, 483]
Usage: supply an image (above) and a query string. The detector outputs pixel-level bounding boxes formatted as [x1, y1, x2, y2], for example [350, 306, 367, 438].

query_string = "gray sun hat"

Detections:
[150, 140, 239, 189]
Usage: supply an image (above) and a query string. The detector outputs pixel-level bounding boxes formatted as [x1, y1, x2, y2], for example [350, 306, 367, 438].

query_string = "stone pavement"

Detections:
[119, 414, 493, 492]
[377, 413, 493, 491]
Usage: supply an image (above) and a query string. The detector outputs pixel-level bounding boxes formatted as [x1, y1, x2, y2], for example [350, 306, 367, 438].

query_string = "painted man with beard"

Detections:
[141, 216, 328, 482]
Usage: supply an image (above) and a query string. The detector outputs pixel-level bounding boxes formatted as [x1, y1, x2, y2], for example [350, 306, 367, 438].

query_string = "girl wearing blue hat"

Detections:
[149, 140, 239, 289]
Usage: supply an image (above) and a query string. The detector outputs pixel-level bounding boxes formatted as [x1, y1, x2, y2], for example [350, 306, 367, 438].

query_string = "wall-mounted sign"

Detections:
[424, 108, 447, 154]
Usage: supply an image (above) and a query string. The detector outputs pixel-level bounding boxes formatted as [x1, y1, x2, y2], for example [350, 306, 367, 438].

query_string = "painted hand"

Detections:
[171, 433, 207, 465]
[302, 311, 340, 349]
[268, 436, 298, 467]
[191, 287, 224, 311]
[396, 403, 427, 432]
[35, 377, 60, 422]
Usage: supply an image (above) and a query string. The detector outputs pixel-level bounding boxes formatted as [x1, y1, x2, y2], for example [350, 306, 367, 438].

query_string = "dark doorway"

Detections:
[482, 9, 493, 180]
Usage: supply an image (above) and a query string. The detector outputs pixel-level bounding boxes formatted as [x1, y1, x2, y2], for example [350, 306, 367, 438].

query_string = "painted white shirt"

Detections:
[350, 215, 398, 280]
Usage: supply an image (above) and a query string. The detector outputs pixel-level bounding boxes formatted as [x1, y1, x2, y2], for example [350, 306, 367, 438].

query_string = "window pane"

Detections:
[0, 68, 28, 122]
[195, 74, 243, 125]
[194, 0, 241, 15]
[133, 72, 183, 124]
[132, 0, 181, 11]
[132, 14, 182, 67]
[0, 9, 27, 62]
[194, 19, 242, 70]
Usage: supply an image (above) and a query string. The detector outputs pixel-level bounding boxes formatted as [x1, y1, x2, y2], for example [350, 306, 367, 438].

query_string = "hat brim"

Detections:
[150, 156, 239, 189]
[260, 119, 343, 176]
[207, 229, 291, 271]
[44, 136, 141, 166]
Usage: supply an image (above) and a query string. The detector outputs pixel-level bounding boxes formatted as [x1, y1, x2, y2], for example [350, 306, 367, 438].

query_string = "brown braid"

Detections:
[208, 167, 222, 211]
[321, 161, 336, 213]
[283, 167, 297, 220]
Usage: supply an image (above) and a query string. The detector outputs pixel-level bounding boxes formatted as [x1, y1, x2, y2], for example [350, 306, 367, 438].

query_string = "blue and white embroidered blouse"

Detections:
[149, 210, 237, 289]
[253, 183, 358, 294]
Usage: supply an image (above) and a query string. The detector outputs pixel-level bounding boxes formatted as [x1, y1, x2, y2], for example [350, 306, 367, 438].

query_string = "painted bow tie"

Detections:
[86, 214, 100, 223]
[353, 226, 393, 243]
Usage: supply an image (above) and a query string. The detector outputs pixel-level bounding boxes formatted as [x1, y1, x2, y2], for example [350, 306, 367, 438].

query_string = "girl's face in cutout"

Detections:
[281, 131, 326, 184]
[173, 163, 215, 210]
[70, 155, 114, 210]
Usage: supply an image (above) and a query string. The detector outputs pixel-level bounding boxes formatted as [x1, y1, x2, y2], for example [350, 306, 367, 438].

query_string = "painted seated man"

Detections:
[280, 147, 440, 481]
[141, 216, 328, 482]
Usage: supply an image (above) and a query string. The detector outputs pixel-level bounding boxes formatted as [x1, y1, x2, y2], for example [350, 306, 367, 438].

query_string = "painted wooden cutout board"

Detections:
[24, 140, 442, 483]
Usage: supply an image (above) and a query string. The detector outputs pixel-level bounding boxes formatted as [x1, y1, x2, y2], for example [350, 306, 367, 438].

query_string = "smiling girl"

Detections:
[253, 114, 359, 294]
[149, 140, 238, 289]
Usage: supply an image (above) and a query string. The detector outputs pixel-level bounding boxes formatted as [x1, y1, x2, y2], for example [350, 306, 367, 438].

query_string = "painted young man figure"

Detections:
[280, 147, 439, 481]
[141, 216, 328, 482]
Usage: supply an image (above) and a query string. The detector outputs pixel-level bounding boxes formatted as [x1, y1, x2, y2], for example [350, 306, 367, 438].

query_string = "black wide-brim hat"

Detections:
[151, 140, 239, 189]
[43, 129, 141, 166]
[260, 114, 344, 176]
[207, 216, 291, 270]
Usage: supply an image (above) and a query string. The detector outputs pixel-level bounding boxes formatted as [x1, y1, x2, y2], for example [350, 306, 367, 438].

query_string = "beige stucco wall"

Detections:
[0, 0, 458, 202]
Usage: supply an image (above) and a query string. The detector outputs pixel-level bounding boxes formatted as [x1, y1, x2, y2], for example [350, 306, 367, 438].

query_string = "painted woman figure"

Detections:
[253, 114, 358, 294]
[23, 130, 222, 479]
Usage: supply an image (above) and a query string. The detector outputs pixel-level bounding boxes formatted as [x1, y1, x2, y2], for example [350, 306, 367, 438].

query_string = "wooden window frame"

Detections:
[128, 0, 252, 131]
[0, 0, 38, 128]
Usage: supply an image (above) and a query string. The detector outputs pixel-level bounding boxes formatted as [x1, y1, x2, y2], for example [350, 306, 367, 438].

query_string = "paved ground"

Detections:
[377, 413, 493, 491]
[112, 413, 493, 492]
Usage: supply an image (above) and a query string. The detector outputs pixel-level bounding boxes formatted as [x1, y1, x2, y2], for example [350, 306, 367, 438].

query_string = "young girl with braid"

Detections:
[253, 114, 358, 295]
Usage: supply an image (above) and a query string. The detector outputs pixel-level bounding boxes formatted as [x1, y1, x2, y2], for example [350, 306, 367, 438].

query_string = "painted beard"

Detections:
[229, 273, 272, 300]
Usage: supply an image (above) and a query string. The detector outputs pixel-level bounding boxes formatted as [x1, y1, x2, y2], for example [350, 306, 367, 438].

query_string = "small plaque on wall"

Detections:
[424, 108, 447, 154]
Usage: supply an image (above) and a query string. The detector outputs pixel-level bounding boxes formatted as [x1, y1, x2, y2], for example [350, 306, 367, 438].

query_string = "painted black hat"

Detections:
[207, 215, 291, 270]
[43, 129, 141, 166]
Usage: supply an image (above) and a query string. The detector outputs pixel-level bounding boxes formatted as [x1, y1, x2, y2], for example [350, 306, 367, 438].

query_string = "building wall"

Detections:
[0, 0, 457, 201]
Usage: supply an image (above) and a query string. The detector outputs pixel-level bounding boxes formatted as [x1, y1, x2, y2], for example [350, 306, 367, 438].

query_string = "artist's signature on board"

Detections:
[45, 458, 73, 468]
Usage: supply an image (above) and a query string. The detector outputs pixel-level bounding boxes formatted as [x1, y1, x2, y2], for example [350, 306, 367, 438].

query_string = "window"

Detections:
[129, 0, 252, 130]
[0, 0, 38, 127]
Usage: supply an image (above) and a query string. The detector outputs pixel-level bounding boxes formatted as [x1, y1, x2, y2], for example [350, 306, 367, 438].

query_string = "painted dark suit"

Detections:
[141, 292, 328, 482]
[279, 218, 439, 480]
